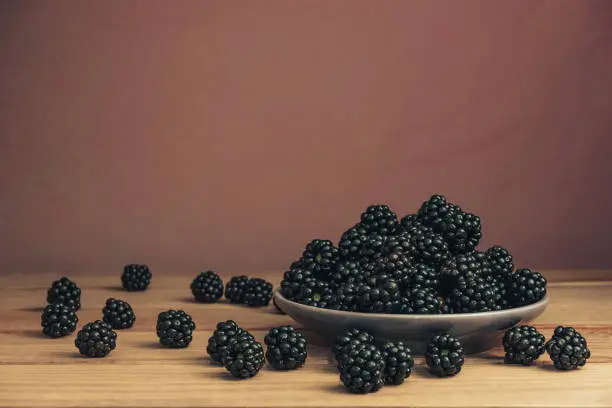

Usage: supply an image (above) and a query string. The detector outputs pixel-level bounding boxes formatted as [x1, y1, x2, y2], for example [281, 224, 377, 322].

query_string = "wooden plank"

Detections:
[0, 272, 611, 407]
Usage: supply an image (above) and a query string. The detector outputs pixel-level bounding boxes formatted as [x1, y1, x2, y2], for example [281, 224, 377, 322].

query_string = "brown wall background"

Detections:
[1, 0, 612, 275]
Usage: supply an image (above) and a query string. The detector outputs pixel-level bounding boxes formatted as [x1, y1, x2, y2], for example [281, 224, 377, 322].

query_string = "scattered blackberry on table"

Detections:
[410, 229, 451, 267]
[121, 264, 152, 291]
[486, 245, 514, 277]
[330, 259, 366, 287]
[417, 194, 482, 254]
[224, 336, 265, 379]
[102, 298, 135, 329]
[156, 310, 195, 348]
[280, 267, 315, 300]
[190, 271, 224, 303]
[224, 275, 250, 303]
[446, 275, 497, 313]
[339, 343, 386, 394]
[244, 277, 273, 307]
[46, 277, 81, 311]
[264, 325, 308, 370]
[354, 276, 401, 313]
[407, 287, 441, 314]
[503, 325, 546, 366]
[545, 326, 591, 370]
[425, 333, 465, 377]
[41, 303, 78, 338]
[333, 328, 376, 362]
[402, 263, 440, 292]
[338, 223, 369, 260]
[207, 320, 254, 364]
[381, 341, 413, 385]
[506, 268, 547, 307]
[360, 204, 399, 236]
[301, 239, 340, 279]
[440, 252, 485, 294]
[74, 320, 117, 358]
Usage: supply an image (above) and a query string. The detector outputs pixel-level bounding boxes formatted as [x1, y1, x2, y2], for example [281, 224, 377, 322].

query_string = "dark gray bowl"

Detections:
[273, 289, 548, 354]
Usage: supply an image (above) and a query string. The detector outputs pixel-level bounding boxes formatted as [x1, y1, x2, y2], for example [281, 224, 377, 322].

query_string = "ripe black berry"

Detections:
[381, 341, 413, 385]
[41, 304, 78, 338]
[545, 326, 590, 370]
[264, 325, 307, 370]
[339, 343, 385, 394]
[190, 271, 224, 303]
[224, 337, 265, 379]
[207, 320, 253, 364]
[75, 320, 117, 358]
[244, 278, 273, 306]
[425, 333, 465, 377]
[121, 264, 152, 291]
[102, 298, 135, 329]
[156, 310, 195, 348]
[503, 325, 545, 365]
[46, 277, 81, 311]
[225, 275, 250, 303]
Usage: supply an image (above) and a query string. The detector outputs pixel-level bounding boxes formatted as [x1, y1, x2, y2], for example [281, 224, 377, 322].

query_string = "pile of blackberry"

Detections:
[280, 196, 548, 314]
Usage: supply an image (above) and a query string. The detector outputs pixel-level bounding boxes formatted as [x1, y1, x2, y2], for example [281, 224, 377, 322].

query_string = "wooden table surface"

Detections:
[1, 270, 611, 408]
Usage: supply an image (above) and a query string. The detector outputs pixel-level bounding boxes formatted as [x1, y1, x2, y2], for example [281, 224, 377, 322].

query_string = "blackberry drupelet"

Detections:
[224, 275, 250, 303]
[46, 277, 81, 311]
[381, 341, 413, 385]
[74, 320, 117, 358]
[410, 229, 451, 267]
[121, 264, 152, 291]
[402, 263, 440, 292]
[339, 343, 386, 394]
[354, 275, 401, 313]
[156, 310, 196, 348]
[407, 287, 441, 314]
[439, 252, 485, 294]
[486, 245, 514, 277]
[294, 279, 333, 308]
[224, 336, 265, 379]
[301, 239, 340, 279]
[360, 204, 399, 236]
[425, 333, 465, 377]
[264, 325, 308, 370]
[506, 268, 547, 307]
[358, 233, 389, 263]
[102, 298, 135, 329]
[330, 259, 366, 287]
[280, 267, 315, 300]
[338, 223, 369, 260]
[371, 250, 412, 282]
[207, 320, 254, 364]
[190, 271, 224, 303]
[244, 277, 274, 306]
[333, 328, 376, 362]
[503, 325, 546, 366]
[446, 275, 497, 313]
[545, 326, 591, 370]
[41, 303, 78, 338]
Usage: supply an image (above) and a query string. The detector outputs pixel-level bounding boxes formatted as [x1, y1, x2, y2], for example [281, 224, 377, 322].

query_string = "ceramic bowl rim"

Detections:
[274, 288, 549, 320]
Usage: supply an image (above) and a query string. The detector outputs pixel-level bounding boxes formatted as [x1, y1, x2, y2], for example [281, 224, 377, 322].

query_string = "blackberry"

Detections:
[382, 232, 416, 257]
[381, 341, 413, 385]
[371, 251, 411, 282]
[244, 277, 274, 306]
[190, 271, 224, 303]
[224, 275, 250, 303]
[506, 268, 547, 307]
[207, 320, 254, 364]
[339, 343, 385, 394]
[301, 239, 340, 279]
[102, 298, 135, 329]
[545, 326, 591, 370]
[333, 328, 376, 362]
[336, 282, 360, 311]
[485, 275, 509, 310]
[264, 325, 308, 370]
[338, 223, 369, 260]
[280, 268, 315, 300]
[330, 259, 366, 287]
[358, 233, 389, 263]
[354, 276, 401, 313]
[446, 275, 497, 313]
[402, 263, 440, 292]
[41, 304, 78, 338]
[417, 194, 482, 254]
[156, 310, 196, 348]
[390, 297, 415, 314]
[121, 264, 152, 291]
[224, 337, 265, 379]
[486, 245, 514, 277]
[46, 277, 81, 311]
[360, 204, 399, 236]
[425, 333, 465, 377]
[440, 252, 484, 294]
[74, 320, 117, 358]
[503, 325, 546, 366]
[411, 229, 451, 267]
[295, 279, 332, 308]
[407, 287, 441, 314]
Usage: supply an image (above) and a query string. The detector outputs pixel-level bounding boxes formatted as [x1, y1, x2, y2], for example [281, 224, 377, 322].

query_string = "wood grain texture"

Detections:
[1, 271, 611, 408]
